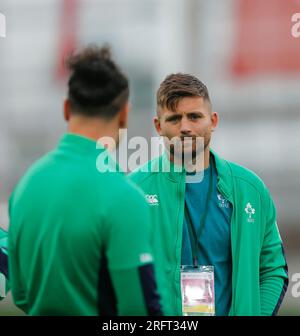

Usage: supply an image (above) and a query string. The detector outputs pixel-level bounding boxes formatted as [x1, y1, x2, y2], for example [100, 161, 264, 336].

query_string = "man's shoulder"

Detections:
[111, 172, 145, 198]
[129, 156, 162, 184]
[13, 151, 55, 189]
[102, 173, 150, 218]
[218, 155, 268, 195]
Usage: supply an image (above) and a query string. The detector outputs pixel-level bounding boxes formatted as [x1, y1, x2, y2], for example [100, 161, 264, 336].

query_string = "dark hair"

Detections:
[66, 45, 129, 119]
[156, 73, 211, 114]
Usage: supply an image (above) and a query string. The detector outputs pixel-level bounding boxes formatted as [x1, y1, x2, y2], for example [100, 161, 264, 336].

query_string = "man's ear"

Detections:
[118, 102, 130, 129]
[154, 116, 162, 135]
[64, 99, 71, 121]
[211, 111, 219, 132]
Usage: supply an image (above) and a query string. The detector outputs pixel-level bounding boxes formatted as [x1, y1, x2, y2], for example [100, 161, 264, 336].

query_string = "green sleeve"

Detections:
[259, 191, 289, 316]
[105, 182, 153, 270]
[110, 267, 149, 316]
[105, 182, 162, 315]
[8, 195, 28, 312]
[9, 236, 28, 310]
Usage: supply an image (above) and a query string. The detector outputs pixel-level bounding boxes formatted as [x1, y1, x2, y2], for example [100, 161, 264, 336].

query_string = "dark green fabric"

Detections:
[8, 133, 155, 315]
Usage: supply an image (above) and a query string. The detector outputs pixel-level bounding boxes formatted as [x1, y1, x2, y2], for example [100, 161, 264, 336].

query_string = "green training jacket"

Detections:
[8, 133, 162, 316]
[129, 150, 289, 316]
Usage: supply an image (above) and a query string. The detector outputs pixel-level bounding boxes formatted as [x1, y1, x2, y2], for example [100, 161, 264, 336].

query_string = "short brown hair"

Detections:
[156, 73, 211, 114]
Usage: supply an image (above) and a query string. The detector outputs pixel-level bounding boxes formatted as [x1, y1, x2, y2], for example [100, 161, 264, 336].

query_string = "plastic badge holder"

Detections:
[181, 265, 215, 316]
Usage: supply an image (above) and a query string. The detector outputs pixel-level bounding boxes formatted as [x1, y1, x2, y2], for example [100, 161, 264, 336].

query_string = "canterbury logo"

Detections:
[145, 194, 159, 206]
[140, 253, 153, 263]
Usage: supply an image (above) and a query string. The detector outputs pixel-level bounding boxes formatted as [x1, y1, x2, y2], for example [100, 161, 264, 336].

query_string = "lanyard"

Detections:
[184, 163, 213, 267]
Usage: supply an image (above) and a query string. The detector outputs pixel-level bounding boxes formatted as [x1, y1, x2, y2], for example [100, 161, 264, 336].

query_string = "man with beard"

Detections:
[130, 73, 288, 316]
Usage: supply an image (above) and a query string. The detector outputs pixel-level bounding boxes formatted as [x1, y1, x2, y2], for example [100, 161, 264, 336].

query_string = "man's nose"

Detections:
[180, 117, 192, 135]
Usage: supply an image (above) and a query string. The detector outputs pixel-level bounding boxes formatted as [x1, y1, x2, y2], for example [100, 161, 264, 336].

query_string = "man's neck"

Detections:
[68, 116, 119, 143]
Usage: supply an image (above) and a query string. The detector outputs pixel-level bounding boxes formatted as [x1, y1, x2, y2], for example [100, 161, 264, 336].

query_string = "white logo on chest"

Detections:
[245, 203, 256, 223]
[217, 193, 229, 208]
[145, 194, 159, 206]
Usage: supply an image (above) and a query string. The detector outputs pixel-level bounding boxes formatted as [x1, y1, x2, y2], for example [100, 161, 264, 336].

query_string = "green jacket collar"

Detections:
[210, 149, 233, 202]
[161, 149, 233, 200]
[57, 133, 122, 172]
[58, 133, 99, 156]
[58, 133, 109, 158]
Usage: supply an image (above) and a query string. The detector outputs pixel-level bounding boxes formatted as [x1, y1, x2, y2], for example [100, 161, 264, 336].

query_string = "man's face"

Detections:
[154, 96, 218, 159]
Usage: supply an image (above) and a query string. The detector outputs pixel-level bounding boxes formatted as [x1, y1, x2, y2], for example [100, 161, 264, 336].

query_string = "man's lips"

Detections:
[180, 136, 199, 143]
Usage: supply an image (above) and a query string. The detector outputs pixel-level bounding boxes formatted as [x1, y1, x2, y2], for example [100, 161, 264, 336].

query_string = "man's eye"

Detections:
[167, 116, 180, 122]
[189, 114, 200, 120]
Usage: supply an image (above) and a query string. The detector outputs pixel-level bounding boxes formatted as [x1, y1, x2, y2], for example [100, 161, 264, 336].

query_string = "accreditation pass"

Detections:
[181, 265, 215, 316]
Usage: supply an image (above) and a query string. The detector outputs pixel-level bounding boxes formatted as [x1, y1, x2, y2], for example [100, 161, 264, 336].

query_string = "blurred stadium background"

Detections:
[0, 0, 299, 315]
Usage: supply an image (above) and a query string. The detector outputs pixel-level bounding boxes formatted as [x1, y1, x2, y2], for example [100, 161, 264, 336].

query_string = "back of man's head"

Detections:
[66, 45, 129, 120]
